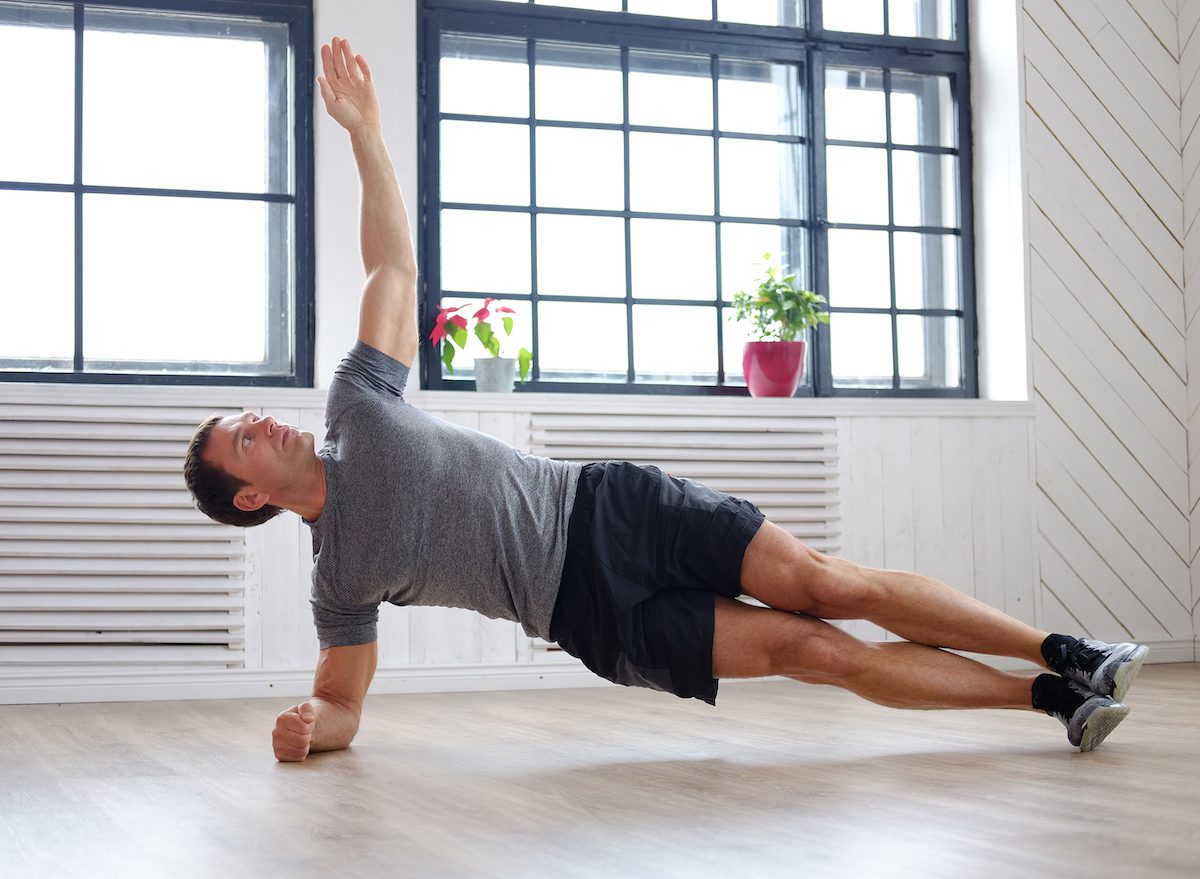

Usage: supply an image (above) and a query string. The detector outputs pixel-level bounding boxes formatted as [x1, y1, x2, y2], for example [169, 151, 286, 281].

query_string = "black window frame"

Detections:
[0, 0, 315, 387]
[419, 0, 976, 397]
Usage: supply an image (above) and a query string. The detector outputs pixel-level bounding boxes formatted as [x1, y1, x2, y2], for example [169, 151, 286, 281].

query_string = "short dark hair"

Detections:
[184, 413, 284, 528]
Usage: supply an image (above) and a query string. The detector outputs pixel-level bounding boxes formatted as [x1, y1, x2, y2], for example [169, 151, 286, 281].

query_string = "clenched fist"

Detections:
[273, 702, 316, 762]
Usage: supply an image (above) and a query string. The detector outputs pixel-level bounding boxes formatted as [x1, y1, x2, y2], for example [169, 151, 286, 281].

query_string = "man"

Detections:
[184, 38, 1149, 763]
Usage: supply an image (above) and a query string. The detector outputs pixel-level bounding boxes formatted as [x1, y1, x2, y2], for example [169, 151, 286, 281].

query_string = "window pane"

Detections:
[0, 5, 73, 185]
[823, 0, 883, 34]
[82, 195, 279, 365]
[441, 121, 530, 206]
[828, 229, 890, 308]
[538, 301, 628, 380]
[898, 314, 961, 388]
[825, 67, 885, 143]
[535, 42, 622, 124]
[441, 210, 531, 294]
[720, 223, 806, 300]
[629, 49, 712, 130]
[826, 146, 888, 224]
[831, 312, 893, 388]
[441, 33, 529, 118]
[629, 132, 714, 215]
[894, 232, 959, 310]
[718, 60, 802, 136]
[83, 12, 282, 193]
[537, 214, 626, 298]
[435, 296, 533, 375]
[718, 0, 804, 27]
[0, 191, 73, 365]
[633, 305, 717, 382]
[627, 0, 711, 20]
[888, 0, 954, 39]
[720, 139, 804, 219]
[631, 219, 715, 300]
[890, 72, 954, 147]
[892, 151, 957, 227]
[537, 127, 625, 210]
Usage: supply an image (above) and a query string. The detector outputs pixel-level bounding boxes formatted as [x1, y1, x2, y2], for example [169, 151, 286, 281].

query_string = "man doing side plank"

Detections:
[183, 38, 1149, 762]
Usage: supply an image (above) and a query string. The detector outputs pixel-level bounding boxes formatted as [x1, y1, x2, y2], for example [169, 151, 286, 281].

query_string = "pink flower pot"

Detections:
[742, 341, 806, 397]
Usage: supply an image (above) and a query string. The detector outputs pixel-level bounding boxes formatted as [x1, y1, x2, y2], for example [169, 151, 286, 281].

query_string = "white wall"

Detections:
[312, 0, 420, 387]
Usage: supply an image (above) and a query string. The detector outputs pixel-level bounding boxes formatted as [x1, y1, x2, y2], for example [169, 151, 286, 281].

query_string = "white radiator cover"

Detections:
[529, 411, 841, 554]
[0, 403, 246, 669]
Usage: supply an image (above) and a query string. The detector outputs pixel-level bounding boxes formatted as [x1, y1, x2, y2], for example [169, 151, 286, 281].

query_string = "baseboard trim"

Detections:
[0, 660, 608, 706]
[1, 638, 1194, 706]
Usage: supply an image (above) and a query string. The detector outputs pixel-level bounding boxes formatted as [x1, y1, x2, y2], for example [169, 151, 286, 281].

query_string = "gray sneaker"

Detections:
[1047, 681, 1131, 752]
[1050, 638, 1149, 702]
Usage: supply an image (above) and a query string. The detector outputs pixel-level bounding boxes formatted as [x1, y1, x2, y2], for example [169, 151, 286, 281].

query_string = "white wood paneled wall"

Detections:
[838, 416, 1038, 645]
[1022, 0, 1197, 655]
[1181, 0, 1200, 659]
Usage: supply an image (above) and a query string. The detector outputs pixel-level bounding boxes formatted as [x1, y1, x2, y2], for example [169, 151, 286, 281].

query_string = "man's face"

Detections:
[203, 412, 316, 511]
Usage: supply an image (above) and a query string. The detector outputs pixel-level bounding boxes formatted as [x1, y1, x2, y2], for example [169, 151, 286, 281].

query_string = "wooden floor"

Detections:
[2, 663, 1198, 879]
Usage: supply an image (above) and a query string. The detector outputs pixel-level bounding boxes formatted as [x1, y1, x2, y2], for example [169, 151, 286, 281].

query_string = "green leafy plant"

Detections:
[732, 253, 830, 341]
[430, 297, 533, 382]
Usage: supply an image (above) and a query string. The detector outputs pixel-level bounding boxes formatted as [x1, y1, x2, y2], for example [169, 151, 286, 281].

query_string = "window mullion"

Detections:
[711, 52, 724, 386]
[73, 2, 84, 373]
[622, 44, 634, 385]
[810, 48, 831, 397]
[528, 36, 539, 384]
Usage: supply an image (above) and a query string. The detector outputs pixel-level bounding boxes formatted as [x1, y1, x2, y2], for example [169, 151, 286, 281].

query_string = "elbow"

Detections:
[368, 263, 417, 286]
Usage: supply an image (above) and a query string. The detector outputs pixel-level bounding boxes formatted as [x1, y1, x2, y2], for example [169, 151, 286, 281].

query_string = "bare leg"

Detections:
[739, 522, 1049, 668]
[713, 596, 1036, 710]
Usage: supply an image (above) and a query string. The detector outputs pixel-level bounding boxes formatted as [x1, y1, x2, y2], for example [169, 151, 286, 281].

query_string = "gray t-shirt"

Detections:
[306, 341, 582, 649]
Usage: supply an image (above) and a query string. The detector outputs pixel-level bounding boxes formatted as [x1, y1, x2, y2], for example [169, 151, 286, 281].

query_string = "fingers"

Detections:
[320, 42, 334, 81]
[332, 36, 349, 78]
[280, 713, 313, 735]
[341, 39, 361, 81]
[320, 37, 367, 82]
[273, 705, 314, 762]
[316, 75, 333, 105]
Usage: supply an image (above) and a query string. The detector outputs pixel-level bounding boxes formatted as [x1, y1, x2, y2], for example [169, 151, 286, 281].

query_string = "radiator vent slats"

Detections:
[530, 412, 841, 554]
[0, 405, 246, 669]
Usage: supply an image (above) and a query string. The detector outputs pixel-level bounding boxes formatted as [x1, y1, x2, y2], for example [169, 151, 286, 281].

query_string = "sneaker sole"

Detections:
[1108, 645, 1149, 702]
[1078, 702, 1130, 752]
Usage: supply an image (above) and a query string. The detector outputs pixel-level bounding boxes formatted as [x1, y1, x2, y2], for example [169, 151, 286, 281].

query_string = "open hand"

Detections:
[317, 37, 381, 134]
[273, 702, 316, 762]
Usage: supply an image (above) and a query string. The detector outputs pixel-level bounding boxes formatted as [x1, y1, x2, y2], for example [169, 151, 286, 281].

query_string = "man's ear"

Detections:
[234, 489, 269, 512]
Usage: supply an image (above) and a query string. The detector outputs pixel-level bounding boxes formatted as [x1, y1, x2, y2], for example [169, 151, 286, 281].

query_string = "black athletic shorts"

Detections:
[549, 461, 766, 706]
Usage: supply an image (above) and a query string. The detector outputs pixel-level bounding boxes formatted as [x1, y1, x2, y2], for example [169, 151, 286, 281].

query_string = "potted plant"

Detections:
[430, 297, 533, 393]
[731, 254, 830, 397]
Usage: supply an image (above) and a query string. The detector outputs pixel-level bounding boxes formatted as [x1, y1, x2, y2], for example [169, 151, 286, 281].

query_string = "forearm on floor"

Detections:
[349, 125, 416, 277]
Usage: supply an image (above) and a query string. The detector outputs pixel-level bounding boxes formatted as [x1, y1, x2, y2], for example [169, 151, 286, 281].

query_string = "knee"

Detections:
[803, 554, 879, 617]
[768, 622, 871, 681]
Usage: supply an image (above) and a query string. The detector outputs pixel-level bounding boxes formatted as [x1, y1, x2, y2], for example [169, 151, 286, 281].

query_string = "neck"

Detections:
[282, 454, 327, 522]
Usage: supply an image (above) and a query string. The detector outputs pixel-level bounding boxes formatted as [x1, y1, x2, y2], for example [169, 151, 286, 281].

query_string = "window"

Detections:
[419, 0, 975, 396]
[0, 0, 314, 386]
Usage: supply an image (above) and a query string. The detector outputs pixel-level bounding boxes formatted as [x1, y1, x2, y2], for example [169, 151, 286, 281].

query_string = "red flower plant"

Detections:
[428, 297, 532, 381]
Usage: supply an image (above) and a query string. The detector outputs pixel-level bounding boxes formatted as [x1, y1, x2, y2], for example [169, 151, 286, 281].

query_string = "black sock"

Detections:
[1040, 633, 1077, 672]
[1031, 672, 1086, 716]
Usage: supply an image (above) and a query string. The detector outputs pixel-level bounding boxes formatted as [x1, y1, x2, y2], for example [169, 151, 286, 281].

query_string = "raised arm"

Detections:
[272, 640, 378, 762]
[317, 36, 418, 367]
